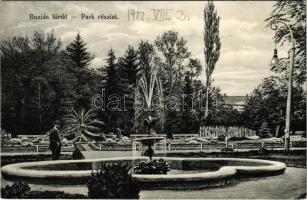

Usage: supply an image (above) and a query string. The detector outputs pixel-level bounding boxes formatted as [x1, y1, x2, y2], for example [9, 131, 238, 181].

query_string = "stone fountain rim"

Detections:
[1, 157, 286, 181]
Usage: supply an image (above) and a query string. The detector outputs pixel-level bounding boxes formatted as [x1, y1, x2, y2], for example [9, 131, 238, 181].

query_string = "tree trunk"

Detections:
[204, 76, 210, 119]
[205, 87, 209, 118]
[37, 82, 42, 125]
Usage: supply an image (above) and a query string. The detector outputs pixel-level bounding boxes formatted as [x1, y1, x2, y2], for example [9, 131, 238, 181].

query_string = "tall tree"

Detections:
[0, 31, 82, 135]
[179, 72, 198, 133]
[104, 48, 117, 127]
[103, 49, 128, 132]
[121, 45, 139, 87]
[265, 0, 306, 85]
[105, 49, 118, 95]
[203, 1, 221, 119]
[155, 31, 203, 135]
[118, 46, 140, 134]
[65, 33, 93, 68]
[65, 33, 96, 108]
[155, 31, 191, 93]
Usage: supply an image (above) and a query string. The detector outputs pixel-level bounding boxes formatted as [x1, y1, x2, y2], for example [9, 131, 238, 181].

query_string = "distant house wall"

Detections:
[223, 97, 246, 112]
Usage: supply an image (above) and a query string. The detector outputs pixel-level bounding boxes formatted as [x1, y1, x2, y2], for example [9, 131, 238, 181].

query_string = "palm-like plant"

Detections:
[62, 108, 105, 142]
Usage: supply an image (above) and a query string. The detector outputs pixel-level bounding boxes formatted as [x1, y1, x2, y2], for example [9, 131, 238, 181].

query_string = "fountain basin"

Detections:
[1, 157, 286, 189]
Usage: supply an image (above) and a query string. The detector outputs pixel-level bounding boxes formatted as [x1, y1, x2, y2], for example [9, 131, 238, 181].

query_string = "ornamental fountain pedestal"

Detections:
[132, 116, 167, 162]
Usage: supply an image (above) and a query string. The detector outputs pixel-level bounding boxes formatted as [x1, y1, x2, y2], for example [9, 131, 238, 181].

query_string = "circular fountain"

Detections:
[1, 156, 286, 189]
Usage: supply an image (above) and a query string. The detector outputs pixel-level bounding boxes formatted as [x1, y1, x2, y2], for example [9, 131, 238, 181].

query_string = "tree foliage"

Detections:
[152, 31, 203, 134]
[138, 41, 156, 85]
[1, 31, 99, 135]
[155, 31, 191, 92]
[1, 29, 226, 136]
[241, 1, 306, 138]
[118, 46, 140, 133]
[258, 121, 272, 138]
[265, 0, 306, 84]
[203, 1, 221, 118]
[243, 76, 305, 136]
[102, 49, 133, 133]
[65, 33, 98, 108]
[103, 49, 121, 132]
[179, 72, 197, 133]
[66, 33, 93, 69]
[121, 45, 140, 87]
[1, 31, 64, 134]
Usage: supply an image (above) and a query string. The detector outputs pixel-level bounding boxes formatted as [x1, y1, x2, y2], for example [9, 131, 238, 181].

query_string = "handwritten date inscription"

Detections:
[128, 9, 189, 22]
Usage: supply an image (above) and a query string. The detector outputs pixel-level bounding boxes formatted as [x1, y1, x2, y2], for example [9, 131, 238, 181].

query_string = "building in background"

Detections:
[223, 96, 246, 112]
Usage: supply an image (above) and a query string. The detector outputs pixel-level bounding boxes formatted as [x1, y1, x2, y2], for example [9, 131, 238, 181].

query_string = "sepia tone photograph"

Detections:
[0, 0, 306, 199]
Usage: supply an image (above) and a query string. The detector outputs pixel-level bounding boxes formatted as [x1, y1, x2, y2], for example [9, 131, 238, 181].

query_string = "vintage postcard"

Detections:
[0, 0, 306, 199]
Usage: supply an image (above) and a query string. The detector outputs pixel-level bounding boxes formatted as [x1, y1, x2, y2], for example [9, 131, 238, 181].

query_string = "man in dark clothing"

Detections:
[49, 120, 62, 160]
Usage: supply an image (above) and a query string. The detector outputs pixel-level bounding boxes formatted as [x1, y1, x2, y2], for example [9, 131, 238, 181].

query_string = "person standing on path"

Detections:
[48, 120, 62, 160]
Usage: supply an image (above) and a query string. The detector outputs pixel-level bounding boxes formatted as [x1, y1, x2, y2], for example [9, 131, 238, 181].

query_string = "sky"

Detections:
[0, 1, 289, 96]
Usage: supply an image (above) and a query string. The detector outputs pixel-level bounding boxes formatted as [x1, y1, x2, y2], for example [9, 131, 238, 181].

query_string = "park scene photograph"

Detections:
[0, 0, 306, 199]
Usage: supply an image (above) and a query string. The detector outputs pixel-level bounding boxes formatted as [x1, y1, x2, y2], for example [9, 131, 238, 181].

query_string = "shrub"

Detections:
[258, 147, 270, 155]
[21, 137, 30, 143]
[134, 159, 170, 175]
[106, 138, 115, 144]
[32, 137, 42, 144]
[87, 163, 139, 199]
[21, 141, 34, 147]
[195, 137, 209, 143]
[217, 134, 226, 141]
[188, 140, 198, 144]
[72, 147, 84, 160]
[1, 181, 30, 198]
[6, 138, 22, 145]
[119, 136, 131, 144]
[40, 139, 49, 145]
[1, 182, 86, 199]
[23, 191, 87, 199]
[1, 129, 12, 141]
[122, 136, 130, 141]
[258, 121, 272, 138]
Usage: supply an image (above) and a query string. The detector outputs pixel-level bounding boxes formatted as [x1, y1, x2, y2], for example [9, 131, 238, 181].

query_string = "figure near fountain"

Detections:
[48, 120, 62, 160]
